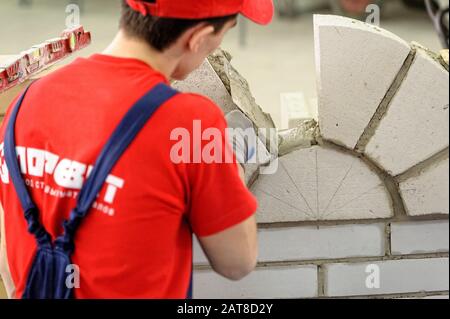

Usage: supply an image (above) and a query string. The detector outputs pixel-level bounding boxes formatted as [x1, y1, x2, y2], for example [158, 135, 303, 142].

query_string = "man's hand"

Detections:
[225, 110, 272, 166]
[225, 110, 258, 165]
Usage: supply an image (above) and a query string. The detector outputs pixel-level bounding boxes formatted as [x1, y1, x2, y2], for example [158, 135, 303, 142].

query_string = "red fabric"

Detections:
[126, 0, 274, 25]
[0, 54, 257, 299]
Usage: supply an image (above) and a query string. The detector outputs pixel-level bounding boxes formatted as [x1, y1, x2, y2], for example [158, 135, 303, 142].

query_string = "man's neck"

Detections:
[103, 30, 180, 80]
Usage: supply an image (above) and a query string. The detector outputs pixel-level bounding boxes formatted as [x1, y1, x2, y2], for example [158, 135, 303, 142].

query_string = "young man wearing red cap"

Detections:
[0, 0, 274, 298]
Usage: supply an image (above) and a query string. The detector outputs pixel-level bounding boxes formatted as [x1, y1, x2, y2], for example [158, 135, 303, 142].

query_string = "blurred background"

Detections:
[0, 0, 448, 128]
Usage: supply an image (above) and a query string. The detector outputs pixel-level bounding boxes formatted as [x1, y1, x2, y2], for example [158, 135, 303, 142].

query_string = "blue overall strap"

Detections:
[4, 84, 52, 248]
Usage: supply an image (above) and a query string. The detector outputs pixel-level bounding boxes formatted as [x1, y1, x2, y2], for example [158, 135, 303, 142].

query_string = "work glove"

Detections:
[225, 110, 272, 167]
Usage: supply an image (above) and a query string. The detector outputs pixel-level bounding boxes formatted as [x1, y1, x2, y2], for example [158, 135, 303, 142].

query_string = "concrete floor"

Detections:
[0, 0, 445, 126]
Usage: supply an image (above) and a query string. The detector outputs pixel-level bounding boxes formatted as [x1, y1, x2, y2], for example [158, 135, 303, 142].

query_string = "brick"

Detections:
[391, 220, 449, 254]
[314, 15, 411, 149]
[172, 59, 235, 114]
[399, 157, 449, 216]
[193, 266, 318, 299]
[365, 48, 449, 176]
[251, 146, 393, 222]
[325, 258, 449, 297]
[194, 224, 385, 264]
[258, 224, 385, 261]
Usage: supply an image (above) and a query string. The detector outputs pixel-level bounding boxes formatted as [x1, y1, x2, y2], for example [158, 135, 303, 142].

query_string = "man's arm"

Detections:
[198, 215, 257, 281]
[197, 165, 258, 281]
[196, 112, 263, 281]
[0, 203, 15, 298]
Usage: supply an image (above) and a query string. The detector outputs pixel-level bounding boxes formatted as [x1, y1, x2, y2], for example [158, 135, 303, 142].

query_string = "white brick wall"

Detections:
[325, 258, 449, 297]
[193, 266, 318, 299]
[194, 223, 385, 264]
[391, 220, 449, 255]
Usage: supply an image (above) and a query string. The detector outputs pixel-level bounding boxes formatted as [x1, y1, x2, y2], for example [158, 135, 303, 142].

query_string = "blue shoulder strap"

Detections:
[4, 85, 52, 248]
[4, 82, 193, 299]
[54, 83, 179, 254]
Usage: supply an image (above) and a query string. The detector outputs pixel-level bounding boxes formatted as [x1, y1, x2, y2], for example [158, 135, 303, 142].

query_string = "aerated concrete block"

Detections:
[391, 220, 449, 254]
[325, 258, 449, 297]
[208, 50, 277, 154]
[314, 15, 411, 149]
[194, 266, 318, 299]
[251, 146, 393, 222]
[194, 223, 385, 264]
[399, 156, 449, 216]
[173, 52, 278, 186]
[365, 48, 449, 176]
[172, 59, 235, 114]
[174, 50, 278, 162]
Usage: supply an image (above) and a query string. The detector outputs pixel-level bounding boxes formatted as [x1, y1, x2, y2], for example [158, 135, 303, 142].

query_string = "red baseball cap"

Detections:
[126, 0, 274, 25]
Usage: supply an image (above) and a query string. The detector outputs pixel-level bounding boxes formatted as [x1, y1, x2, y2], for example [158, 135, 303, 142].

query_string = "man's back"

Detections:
[0, 54, 257, 298]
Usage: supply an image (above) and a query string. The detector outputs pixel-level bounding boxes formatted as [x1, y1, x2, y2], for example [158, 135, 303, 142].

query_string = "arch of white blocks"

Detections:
[174, 15, 449, 222]
[314, 15, 449, 219]
[252, 146, 393, 222]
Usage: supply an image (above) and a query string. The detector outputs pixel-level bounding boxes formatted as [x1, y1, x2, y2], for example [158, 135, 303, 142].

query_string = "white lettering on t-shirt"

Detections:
[44, 151, 59, 174]
[53, 159, 86, 189]
[0, 143, 9, 184]
[27, 148, 46, 177]
[0, 144, 125, 208]
[16, 146, 27, 174]
[105, 175, 125, 204]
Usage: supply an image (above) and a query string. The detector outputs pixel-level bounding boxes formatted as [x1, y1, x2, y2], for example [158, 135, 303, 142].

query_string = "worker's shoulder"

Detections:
[167, 91, 226, 124]
[29, 59, 86, 91]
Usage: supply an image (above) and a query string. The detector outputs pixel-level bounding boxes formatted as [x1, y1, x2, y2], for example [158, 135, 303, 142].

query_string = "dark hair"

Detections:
[120, 0, 237, 51]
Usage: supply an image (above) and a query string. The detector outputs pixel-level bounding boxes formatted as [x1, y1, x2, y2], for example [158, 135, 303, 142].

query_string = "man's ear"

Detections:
[187, 24, 216, 53]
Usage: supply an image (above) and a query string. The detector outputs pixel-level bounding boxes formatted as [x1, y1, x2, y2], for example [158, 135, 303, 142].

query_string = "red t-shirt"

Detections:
[0, 54, 257, 299]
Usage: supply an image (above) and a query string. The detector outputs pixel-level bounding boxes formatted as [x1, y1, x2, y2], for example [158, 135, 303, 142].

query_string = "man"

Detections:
[0, 0, 273, 298]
